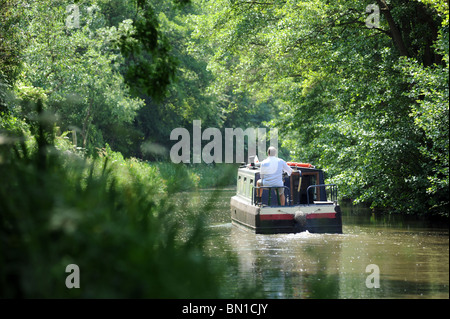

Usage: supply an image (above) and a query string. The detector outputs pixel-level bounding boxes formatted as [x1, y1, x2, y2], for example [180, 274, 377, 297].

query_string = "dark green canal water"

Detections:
[176, 188, 449, 299]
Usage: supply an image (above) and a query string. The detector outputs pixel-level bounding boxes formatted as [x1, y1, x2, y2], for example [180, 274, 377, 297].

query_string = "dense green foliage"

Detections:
[192, 0, 449, 216]
[1, 0, 272, 156]
[0, 0, 448, 298]
[0, 109, 230, 298]
[0, 0, 244, 298]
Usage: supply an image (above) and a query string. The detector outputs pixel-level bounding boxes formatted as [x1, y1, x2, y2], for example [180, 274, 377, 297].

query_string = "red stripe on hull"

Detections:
[306, 213, 336, 219]
[259, 214, 294, 221]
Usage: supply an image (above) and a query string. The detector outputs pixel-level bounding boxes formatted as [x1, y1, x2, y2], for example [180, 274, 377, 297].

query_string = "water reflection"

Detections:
[180, 189, 449, 299]
[223, 224, 449, 299]
[227, 229, 340, 298]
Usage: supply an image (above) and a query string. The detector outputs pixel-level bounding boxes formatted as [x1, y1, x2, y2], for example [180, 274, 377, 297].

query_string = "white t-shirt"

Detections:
[260, 156, 292, 187]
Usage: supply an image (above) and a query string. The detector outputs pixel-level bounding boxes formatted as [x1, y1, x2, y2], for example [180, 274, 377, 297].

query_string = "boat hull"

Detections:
[230, 195, 342, 234]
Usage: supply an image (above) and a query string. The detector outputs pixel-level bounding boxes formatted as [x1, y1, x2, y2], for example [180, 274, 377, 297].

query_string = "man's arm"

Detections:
[282, 160, 293, 176]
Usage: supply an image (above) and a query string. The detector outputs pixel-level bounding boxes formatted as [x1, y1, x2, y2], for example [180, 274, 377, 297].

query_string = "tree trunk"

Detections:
[375, 0, 409, 57]
[82, 99, 92, 149]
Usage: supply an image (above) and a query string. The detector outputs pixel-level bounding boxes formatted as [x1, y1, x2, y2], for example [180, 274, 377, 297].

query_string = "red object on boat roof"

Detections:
[287, 162, 315, 168]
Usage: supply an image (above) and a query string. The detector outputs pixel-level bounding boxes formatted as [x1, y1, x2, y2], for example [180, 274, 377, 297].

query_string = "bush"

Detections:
[0, 110, 224, 298]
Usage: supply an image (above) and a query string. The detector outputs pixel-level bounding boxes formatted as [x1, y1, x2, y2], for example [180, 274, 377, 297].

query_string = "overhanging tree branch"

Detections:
[335, 19, 392, 37]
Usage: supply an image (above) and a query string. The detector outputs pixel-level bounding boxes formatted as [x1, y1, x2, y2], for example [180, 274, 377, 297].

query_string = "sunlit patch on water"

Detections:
[209, 222, 232, 228]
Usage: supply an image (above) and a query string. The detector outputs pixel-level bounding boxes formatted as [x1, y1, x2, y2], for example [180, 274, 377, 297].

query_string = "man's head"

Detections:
[267, 146, 277, 157]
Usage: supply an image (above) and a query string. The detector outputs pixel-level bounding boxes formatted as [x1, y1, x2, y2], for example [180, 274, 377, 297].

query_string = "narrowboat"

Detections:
[230, 159, 342, 234]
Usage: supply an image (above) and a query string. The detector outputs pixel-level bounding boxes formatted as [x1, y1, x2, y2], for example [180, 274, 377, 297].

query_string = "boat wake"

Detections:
[283, 230, 319, 239]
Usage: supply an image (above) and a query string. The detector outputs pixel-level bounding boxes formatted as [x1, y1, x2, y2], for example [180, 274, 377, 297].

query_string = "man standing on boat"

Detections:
[256, 146, 292, 206]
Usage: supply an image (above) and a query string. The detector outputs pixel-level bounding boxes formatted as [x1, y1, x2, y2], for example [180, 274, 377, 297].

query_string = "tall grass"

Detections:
[156, 162, 238, 193]
[0, 105, 232, 298]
